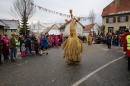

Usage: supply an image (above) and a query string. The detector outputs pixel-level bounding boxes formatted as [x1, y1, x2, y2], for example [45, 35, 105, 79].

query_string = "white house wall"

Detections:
[76, 23, 83, 36]
[91, 24, 99, 35]
[63, 22, 83, 36]
[82, 32, 89, 36]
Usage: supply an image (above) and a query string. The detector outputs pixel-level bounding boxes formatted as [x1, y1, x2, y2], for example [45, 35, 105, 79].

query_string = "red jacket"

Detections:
[122, 34, 127, 52]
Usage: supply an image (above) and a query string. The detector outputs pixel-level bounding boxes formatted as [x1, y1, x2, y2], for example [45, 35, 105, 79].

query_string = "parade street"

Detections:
[0, 44, 130, 86]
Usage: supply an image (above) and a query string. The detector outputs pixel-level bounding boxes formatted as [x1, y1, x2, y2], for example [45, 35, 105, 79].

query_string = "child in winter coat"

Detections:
[21, 43, 26, 57]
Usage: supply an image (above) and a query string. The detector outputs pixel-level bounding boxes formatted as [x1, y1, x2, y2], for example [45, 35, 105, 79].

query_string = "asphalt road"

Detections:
[0, 44, 130, 86]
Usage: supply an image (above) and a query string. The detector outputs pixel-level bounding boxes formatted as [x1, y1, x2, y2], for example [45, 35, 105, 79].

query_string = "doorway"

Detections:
[108, 27, 114, 33]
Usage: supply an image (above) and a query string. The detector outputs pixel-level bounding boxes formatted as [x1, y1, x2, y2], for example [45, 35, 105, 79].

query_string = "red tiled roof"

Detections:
[102, 0, 130, 16]
[83, 24, 94, 31]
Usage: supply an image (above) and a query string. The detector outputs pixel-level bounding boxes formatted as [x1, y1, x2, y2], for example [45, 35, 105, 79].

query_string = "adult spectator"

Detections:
[0, 35, 3, 64]
[24, 36, 31, 56]
[124, 32, 130, 70]
[42, 35, 49, 55]
[106, 32, 112, 49]
[9, 34, 16, 62]
[1, 36, 9, 60]
[122, 29, 130, 56]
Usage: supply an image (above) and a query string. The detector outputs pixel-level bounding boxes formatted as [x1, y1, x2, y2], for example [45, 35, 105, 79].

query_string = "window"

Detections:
[119, 26, 126, 33]
[11, 29, 16, 32]
[120, 16, 126, 22]
[106, 17, 116, 23]
[118, 16, 129, 22]
[109, 18, 113, 23]
[108, 27, 114, 33]
[4, 29, 7, 32]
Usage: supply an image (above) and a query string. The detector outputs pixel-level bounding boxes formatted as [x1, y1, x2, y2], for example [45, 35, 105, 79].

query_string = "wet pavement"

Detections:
[0, 44, 130, 86]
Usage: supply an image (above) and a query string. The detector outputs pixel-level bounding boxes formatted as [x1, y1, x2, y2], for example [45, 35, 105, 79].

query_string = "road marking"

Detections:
[71, 56, 124, 86]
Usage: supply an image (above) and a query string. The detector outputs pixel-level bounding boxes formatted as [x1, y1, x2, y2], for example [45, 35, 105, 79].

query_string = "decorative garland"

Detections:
[30, 3, 92, 21]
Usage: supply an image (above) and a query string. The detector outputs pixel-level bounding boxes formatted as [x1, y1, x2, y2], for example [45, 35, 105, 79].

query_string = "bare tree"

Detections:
[10, 0, 36, 35]
[89, 9, 96, 36]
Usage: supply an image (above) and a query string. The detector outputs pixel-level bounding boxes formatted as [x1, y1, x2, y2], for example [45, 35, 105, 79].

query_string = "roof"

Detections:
[44, 27, 51, 34]
[50, 24, 59, 30]
[102, 0, 130, 17]
[83, 24, 95, 31]
[59, 23, 67, 30]
[0, 20, 9, 28]
[0, 19, 19, 29]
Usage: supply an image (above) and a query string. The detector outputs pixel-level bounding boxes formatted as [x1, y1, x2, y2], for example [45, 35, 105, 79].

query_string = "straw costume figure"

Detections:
[87, 32, 92, 45]
[62, 10, 83, 65]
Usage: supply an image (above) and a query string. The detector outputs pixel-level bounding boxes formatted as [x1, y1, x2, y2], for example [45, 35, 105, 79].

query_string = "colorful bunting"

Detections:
[31, 3, 91, 21]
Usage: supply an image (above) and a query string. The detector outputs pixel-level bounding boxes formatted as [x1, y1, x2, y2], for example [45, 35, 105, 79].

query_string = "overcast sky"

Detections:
[0, 0, 113, 26]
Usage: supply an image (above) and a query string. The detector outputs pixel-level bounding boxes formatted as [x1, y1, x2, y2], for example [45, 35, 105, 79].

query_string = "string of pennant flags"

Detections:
[30, 3, 92, 21]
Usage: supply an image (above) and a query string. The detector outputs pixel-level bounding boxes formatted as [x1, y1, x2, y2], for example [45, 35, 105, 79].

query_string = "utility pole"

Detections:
[92, 17, 94, 37]
[24, 0, 26, 36]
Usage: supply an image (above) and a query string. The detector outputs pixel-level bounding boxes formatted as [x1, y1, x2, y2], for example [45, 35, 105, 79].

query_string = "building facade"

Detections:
[59, 18, 84, 36]
[101, 0, 130, 35]
[0, 20, 9, 36]
[0, 19, 20, 38]
[83, 23, 100, 36]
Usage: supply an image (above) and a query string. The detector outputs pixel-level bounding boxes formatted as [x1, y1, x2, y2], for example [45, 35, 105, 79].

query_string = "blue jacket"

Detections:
[106, 35, 112, 43]
[41, 37, 48, 47]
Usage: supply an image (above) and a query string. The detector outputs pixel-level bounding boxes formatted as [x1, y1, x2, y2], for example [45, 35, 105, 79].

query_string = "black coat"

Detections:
[0, 42, 3, 54]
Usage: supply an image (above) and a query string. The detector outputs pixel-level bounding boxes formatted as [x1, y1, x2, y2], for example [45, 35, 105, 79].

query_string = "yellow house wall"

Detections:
[102, 15, 130, 35]
[4, 29, 19, 39]
[4, 30, 13, 39]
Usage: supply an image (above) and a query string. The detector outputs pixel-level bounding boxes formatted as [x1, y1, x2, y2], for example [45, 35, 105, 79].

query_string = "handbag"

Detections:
[31, 50, 35, 54]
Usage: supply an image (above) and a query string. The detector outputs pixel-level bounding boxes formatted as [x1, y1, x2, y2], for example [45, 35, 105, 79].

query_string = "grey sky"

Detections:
[0, 0, 113, 26]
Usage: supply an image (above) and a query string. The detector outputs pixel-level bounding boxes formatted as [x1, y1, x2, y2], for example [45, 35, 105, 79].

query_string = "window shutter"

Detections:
[106, 18, 108, 23]
[126, 16, 129, 22]
[114, 17, 116, 23]
[118, 17, 120, 22]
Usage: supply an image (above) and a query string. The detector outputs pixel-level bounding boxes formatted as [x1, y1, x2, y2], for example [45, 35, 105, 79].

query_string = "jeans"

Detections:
[0, 54, 2, 63]
[14, 48, 19, 58]
[107, 42, 111, 49]
[25, 47, 29, 55]
[10, 48, 15, 61]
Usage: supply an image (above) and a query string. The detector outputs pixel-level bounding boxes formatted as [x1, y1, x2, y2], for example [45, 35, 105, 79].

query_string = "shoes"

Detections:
[46, 53, 48, 55]
[11, 60, 16, 62]
[0, 62, 3, 64]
